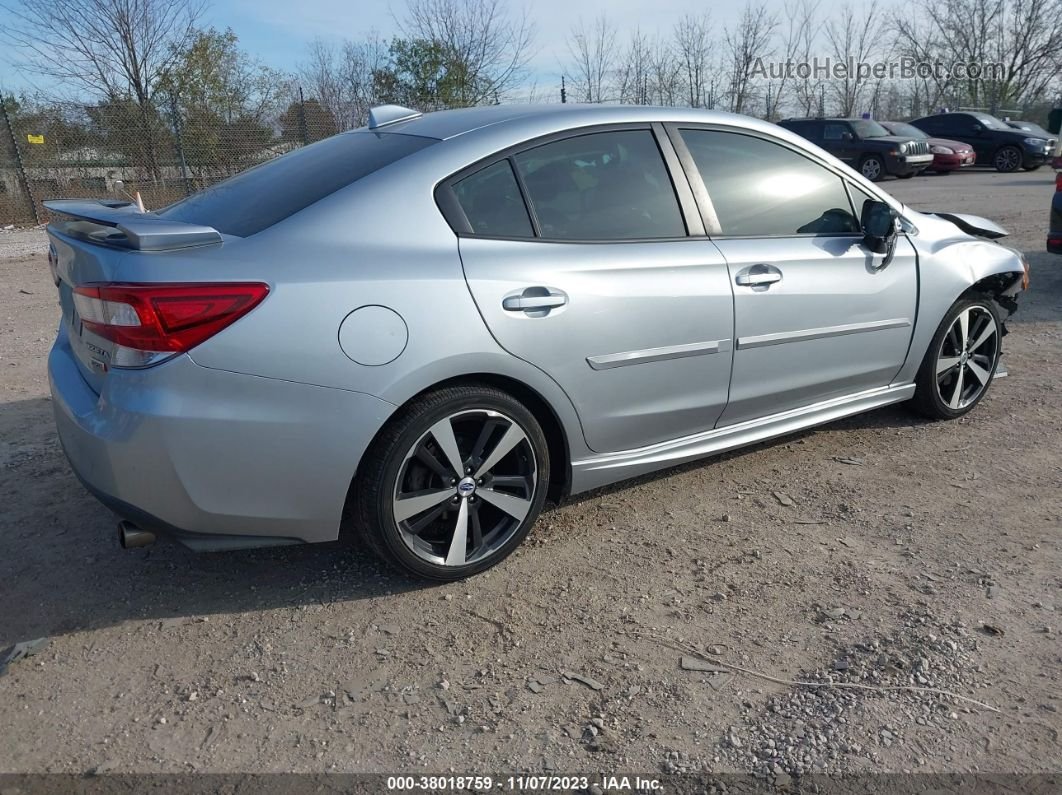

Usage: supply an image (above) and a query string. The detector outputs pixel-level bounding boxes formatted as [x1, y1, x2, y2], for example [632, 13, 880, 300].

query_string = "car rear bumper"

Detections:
[48, 324, 395, 550]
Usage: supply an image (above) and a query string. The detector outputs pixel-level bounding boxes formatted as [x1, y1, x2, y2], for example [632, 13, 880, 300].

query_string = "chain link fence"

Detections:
[0, 92, 338, 226]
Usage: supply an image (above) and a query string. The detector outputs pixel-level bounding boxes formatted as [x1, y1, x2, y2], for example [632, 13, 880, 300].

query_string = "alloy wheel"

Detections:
[391, 409, 537, 567]
[861, 158, 882, 180]
[934, 306, 999, 410]
[994, 147, 1020, 172]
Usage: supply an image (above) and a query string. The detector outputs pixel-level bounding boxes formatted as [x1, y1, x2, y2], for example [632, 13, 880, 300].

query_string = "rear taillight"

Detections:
[73, 282, 269, 368]
[1055, 171, 1062, 192]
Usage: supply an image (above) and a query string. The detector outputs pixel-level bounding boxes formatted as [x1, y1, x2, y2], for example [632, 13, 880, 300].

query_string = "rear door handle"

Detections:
[502, 289, 568, 312]
[735, 265, 783, 287]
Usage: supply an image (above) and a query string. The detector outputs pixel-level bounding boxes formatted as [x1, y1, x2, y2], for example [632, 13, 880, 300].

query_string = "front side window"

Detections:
[453, 160, 534, 238]
[512, 130, 686, 241]
[680, 129, 860, 237]
[850, 119, 891, 139]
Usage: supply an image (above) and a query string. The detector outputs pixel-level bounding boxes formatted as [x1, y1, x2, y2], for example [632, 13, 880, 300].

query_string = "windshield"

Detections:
[851, 120, 892, 138]
[883, 122, 928, 140]
[972, 113, 1009, 130]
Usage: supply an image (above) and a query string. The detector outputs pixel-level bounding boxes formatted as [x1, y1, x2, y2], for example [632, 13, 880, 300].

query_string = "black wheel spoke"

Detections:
[415, 445, 453, 481]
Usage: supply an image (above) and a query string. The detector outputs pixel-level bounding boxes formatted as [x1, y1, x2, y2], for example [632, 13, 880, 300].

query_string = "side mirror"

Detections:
[861, 199, 898, 261]
[970, 123, 984, 134]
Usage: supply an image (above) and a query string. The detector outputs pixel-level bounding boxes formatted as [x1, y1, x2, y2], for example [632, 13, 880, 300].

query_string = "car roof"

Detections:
[373, 103, 790, 143]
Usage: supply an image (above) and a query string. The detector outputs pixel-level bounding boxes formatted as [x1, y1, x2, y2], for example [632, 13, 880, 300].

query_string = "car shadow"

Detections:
[0, 395, 433, 644]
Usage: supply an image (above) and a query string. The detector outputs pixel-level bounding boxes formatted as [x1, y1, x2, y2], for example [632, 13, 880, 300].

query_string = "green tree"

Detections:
[279, 98, 338, 145]
[374, 38, 481, 110]
[159, 29, 289, 179]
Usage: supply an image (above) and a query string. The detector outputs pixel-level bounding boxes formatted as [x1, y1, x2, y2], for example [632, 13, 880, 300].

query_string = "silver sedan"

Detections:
[46, 103, 1027, 579]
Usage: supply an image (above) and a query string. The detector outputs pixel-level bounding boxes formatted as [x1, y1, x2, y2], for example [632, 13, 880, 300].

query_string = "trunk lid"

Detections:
[46, 200, 224, 394]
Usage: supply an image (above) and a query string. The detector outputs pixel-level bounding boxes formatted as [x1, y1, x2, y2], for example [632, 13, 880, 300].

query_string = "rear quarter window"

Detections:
[159, 132, 436, 237]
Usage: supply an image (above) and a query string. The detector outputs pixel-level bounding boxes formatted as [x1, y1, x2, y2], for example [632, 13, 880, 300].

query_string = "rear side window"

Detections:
[512, 130, 686, 241]
[780, 120, 819, 137]
[823, 123, 850, 140]
[159, 132, 436, 237]
[680, 129, 860, 237]
[453, 160, 534, 237]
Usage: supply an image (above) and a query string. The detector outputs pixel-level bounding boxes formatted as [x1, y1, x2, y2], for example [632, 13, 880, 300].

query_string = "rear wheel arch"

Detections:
[355, 373, 572, 504]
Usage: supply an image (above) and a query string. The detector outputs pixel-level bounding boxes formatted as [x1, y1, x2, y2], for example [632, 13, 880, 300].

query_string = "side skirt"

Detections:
[570, 383, 917, 493]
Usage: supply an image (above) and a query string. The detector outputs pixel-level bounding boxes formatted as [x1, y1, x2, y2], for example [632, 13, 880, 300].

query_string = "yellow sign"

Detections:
[26, 134, 45, 145]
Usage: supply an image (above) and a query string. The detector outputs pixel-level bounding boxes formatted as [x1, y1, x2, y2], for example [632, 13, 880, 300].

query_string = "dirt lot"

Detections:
[1, 169, 1060, 783]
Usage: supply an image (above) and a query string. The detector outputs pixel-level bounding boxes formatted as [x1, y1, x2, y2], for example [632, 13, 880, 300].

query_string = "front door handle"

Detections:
[735, 265, 783, 287]
[502, 288, 568, 313]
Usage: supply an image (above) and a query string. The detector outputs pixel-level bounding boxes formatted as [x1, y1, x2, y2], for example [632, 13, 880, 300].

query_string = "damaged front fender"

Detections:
[893, 211, 1026, 384]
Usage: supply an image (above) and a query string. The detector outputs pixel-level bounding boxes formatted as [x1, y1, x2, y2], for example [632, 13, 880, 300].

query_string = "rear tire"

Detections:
[911, 296, 1002, 420]
[355, 384, 549, 580]
[859, 155, 885, 182]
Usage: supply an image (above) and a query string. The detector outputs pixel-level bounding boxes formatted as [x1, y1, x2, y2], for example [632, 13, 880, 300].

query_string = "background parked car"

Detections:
[910, 112, 1054, 172]
[1005, 120, 1055, 140]
[777, 117, 933, 181]
[879, 121, 975, 174]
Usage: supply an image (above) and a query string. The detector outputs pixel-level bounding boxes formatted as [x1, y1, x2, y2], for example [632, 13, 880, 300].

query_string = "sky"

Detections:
[0, 0, 751, 100]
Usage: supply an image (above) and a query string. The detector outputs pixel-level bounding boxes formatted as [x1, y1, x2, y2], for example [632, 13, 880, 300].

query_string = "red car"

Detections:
[880, 121, 975, 174]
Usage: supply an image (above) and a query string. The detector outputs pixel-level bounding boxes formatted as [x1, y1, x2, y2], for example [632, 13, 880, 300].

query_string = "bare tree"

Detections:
[650, 40, 685, 106]
[723, 2, 779, 114]
[0, 0, 205, 178]
[300, 35, 390, 130]
[616, 30, 655, 105]
[895, 0, 1062, 112]
[824, 3, 884, 116]
[1, 0, 204, 104]
[673, 13, 715, 108]
[401, 0, 534, 105]
[565, 15, 617, 102]
[772, 0, 821, 118]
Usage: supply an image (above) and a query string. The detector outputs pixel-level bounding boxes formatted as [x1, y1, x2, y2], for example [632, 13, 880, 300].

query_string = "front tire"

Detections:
[911, 296, 1002, 420]
[355, 385, 549, 580]
[993, 146, 1022, 172]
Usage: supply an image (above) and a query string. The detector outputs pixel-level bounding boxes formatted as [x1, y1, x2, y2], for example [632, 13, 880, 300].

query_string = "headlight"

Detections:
[1025, 137, 1048, 148]
[931, 145, 955, 155]
[898, 142, 909, 153]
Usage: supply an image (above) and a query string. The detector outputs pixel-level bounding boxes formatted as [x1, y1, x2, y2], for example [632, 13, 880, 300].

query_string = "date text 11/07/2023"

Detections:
[386, 775, 665, 791]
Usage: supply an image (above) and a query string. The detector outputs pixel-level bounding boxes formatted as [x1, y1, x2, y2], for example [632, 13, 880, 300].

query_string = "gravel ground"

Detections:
[0, 169, 1059, 783]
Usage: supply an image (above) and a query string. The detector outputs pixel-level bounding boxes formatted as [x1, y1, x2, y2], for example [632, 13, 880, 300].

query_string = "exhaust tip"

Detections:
[119, 521, 156, 549]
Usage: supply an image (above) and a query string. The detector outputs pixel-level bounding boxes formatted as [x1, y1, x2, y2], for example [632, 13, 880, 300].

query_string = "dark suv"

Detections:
[777, 118, 933, 181]
[910, 112, 1055, 172]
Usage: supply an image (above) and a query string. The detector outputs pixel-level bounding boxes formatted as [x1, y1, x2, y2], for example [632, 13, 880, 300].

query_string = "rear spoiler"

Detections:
[44, 199, 223, 251]
[928, 211, 1008, 240]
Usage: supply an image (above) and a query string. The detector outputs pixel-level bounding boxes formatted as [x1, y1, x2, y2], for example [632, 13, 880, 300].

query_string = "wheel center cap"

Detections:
[960, 352, 969, 364]
[457, 477, 477, 497]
